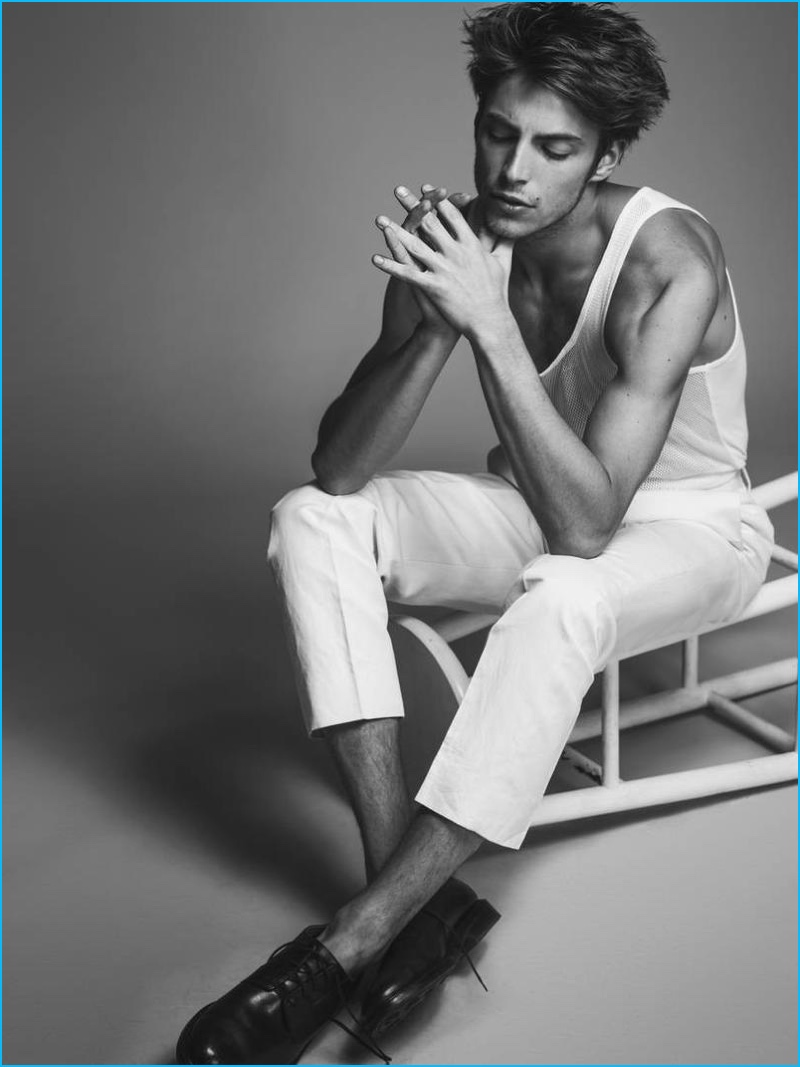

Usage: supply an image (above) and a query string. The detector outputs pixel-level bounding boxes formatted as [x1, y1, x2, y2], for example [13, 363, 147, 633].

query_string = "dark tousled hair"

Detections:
[463, 2, 669, 153]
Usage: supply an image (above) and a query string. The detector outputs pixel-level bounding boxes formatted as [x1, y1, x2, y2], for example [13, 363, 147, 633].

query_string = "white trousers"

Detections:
[267, 470, 773, 849]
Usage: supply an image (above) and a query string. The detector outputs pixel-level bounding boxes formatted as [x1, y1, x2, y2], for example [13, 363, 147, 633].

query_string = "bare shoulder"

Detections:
[616, 205, 723, 306]
[605, 199, 734, 369]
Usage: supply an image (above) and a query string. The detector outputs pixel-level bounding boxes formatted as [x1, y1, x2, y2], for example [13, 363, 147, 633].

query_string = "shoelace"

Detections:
[421, 907, 489, 992]
[262, 938, 337, 1039]
[330, 959, 392, 1063]
[265, 936, 392, 1064]
[263, 919, 486, 1063]
[331, 1015, 392, 1064]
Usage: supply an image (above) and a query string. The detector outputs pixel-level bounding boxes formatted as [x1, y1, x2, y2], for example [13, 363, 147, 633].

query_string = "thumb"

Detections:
[465, 198, 497, 248]
[447, 191, 476, 230]
[491, 237, 515, 267]
[476, 212, 496, 251]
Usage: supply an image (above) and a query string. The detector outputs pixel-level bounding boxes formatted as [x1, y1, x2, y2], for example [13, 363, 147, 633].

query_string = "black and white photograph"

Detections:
[3, 2, 797, 1064]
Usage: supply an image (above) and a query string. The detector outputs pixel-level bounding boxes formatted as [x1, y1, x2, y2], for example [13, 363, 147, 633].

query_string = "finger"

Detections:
[376, 216, 438, 268]
[394, 184, 449, 235]
[491, 237, 515, 267]
[477, 226, 497, 252]
[417, 207, 455, 253]
[394, 185, 430, 234]
[463, 199, 496, 249]
[407, 198, 435, 235]
[435, 196, 478, 242]
[394, 184, 421, 214]
[412, 188, 449, 241]
[475, 215, 507, 250]
[383, 221, 416, 266]
[404, 198, 435, 235]
[371, 253, 435, 289]
[395, 184, 447, 232]
[447, 193, 477, 234]
[421, 183, 448, 205]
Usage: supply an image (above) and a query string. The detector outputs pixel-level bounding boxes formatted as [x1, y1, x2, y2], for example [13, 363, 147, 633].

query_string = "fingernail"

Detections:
[421, 183, 434, 192]
[396, 186, 409, 196]
[373, 254, 384, 264]
[376, 215, 389, 227]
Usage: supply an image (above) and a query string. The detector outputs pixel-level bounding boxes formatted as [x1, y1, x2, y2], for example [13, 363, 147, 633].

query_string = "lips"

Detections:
[491, 192, 534, 209]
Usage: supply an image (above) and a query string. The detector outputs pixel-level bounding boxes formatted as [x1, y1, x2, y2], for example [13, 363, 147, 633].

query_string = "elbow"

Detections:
[310, 450, 366, 497]
[548, 539, 606, 560]
[548, 525, 615, 560]
[314, 478, 367, 497]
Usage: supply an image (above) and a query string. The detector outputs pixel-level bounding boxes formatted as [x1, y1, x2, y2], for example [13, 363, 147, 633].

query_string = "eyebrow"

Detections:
[483, 111, 585, 143]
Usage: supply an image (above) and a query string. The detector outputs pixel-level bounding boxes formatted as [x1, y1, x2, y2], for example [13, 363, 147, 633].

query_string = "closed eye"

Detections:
[485, 128, 515, 144]
[485, 129, 572, 158]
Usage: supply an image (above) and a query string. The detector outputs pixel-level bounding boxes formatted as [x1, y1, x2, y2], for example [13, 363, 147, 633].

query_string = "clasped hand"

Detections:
[373, 188, 514, 341]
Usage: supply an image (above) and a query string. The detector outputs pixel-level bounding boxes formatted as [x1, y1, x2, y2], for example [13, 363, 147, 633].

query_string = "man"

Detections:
[177, 3, 774, 1063]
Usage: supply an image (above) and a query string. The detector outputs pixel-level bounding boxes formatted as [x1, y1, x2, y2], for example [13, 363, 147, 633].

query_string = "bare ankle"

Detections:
[319, 902, 388, 977]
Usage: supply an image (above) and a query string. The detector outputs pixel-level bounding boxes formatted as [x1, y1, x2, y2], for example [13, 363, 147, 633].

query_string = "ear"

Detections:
[588, 139, 624, 183]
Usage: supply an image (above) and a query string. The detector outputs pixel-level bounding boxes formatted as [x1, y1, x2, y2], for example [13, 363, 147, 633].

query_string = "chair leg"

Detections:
[682, 635, 699, 688]
[602, 660, 621, 786]
[389, 615, 471, 703]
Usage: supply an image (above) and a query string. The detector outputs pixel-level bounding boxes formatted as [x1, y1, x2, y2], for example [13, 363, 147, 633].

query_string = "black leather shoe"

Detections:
[176, 925, 353, 1065]
[359, 878, 500, 1036]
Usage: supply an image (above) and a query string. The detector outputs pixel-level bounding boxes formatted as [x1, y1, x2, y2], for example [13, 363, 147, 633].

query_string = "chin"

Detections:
[484, 212, 538, 241]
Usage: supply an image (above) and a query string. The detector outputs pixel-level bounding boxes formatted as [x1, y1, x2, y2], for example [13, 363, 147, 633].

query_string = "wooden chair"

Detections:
[390, 472, 798, 827]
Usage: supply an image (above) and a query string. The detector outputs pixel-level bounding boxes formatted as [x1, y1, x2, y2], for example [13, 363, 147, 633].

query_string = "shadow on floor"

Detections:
[5, 482, 797, 913]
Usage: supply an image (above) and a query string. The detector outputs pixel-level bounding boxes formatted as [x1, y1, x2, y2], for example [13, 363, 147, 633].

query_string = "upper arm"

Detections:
[583, 219, 720, 520]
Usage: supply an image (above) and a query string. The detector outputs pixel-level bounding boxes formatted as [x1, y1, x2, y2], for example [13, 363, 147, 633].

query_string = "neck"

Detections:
[514, 182, 606, 276]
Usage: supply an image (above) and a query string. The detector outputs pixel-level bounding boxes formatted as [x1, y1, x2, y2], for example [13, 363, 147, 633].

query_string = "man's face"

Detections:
[473, 74, 608, 240]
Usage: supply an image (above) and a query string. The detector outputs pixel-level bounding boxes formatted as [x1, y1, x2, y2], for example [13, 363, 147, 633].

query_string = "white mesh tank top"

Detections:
[540, 186, 748, 493]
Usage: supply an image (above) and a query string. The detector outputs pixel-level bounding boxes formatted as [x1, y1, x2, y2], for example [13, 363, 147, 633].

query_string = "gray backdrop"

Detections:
[4, 2, 797, 504]
[4, 3, 797, 1064]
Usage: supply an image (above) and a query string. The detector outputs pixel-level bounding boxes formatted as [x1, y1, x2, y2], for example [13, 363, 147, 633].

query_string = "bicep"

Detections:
[583, 369, 686, 509]
[583, 268, 718, 511]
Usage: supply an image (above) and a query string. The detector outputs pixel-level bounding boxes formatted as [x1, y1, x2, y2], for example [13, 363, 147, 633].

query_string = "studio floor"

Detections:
[3, 486, 797, 1065]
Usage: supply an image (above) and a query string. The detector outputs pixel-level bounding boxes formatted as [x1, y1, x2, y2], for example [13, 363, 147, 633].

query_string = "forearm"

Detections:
[312, 326, 456, 494]
[471, 317, 616, 556]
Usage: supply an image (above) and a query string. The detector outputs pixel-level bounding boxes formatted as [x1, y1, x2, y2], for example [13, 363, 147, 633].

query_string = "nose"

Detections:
[501, 141, 532, 187]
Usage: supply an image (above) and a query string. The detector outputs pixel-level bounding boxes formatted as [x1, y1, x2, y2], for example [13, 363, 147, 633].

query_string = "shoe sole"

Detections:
[361, 898, 501, 1036]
